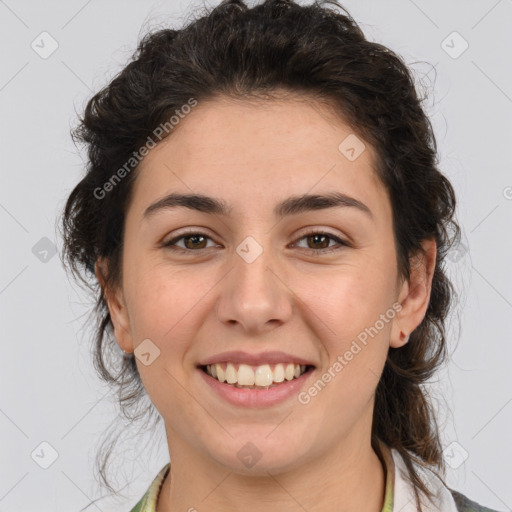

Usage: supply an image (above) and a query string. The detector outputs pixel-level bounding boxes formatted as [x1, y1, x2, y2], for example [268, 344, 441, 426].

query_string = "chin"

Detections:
[207, 436, 312, 477]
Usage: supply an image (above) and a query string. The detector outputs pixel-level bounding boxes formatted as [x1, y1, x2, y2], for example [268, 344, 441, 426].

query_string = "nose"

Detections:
[215, 239, 293, 334]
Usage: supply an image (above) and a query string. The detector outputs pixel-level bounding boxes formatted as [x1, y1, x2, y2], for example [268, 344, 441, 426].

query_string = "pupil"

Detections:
[186, 235, 205, 249]
[310, 234, 328, 249]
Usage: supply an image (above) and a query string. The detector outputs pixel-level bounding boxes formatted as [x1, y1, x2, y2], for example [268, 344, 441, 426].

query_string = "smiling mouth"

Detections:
[199, 362, 315, 389]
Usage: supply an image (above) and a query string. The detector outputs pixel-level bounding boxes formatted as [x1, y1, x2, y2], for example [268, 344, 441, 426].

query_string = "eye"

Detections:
[161, 229, 349, 255]
[162, 230, 218, 252]
[292, 231, 350, 255]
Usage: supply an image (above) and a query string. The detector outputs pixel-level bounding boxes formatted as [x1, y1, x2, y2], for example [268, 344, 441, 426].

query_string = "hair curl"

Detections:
[59, 0, 461, 509]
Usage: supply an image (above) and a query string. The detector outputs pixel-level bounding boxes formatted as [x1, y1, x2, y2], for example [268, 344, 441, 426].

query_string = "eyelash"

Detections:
[161, 229, 350, 256]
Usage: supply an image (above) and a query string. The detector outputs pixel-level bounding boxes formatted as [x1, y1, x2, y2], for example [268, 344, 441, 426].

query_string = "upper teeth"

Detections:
[205, 363, 307, 387]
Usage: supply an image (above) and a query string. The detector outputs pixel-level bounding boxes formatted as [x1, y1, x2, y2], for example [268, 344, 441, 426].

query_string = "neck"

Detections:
[156, 435, 386, 512]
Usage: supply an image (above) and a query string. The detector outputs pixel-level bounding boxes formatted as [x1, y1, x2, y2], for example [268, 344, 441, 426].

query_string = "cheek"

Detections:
[124, 264, 203, 411]
[294, 262, 396, 398]
[124, 262, 195, 345]
[299, 273, 392, 421]
[300, 267, 393, 338]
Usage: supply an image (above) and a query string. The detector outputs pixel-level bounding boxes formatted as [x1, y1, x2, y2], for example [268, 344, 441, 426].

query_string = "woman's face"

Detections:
[101, 95, 433, 475]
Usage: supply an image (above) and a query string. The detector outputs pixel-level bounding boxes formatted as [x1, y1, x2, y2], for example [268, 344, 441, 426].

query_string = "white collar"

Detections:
[391, 447, 458, 512]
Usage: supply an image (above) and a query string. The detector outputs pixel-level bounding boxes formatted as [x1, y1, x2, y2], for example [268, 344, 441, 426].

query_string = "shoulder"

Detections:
[449, 488, 504, 512]
[387, 443, 502, 512]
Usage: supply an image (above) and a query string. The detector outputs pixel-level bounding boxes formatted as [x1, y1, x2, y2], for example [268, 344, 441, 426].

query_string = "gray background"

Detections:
[1, 0, 511, 510]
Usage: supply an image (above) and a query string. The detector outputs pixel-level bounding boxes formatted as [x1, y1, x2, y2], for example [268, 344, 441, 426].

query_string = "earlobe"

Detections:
[94, 259, 134, 354]
[390, 329, 410, 349]
[389, 238, 437, 349]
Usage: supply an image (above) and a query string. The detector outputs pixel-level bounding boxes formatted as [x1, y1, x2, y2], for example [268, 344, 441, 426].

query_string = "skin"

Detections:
[97, 94, 436, 512]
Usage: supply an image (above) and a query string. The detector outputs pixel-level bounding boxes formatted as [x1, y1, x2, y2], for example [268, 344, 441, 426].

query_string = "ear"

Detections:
[390, 238, 437, 349]
[95, 258, 134, 354]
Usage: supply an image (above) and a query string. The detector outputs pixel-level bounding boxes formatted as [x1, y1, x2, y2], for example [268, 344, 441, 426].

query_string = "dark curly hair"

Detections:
[59, 0, 462, 509]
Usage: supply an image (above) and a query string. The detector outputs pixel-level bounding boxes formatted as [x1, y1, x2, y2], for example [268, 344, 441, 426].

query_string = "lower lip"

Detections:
[197, 367, 315, 408]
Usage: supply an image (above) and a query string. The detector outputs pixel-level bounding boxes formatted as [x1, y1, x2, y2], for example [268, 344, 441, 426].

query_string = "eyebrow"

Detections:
[142, 191, 373, 221]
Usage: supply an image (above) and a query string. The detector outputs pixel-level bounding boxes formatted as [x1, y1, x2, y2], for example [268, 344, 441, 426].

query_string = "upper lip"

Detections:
[198, 350, 316, 368]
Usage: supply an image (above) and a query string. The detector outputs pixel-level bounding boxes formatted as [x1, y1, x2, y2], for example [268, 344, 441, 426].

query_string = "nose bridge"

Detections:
[215, 232, 293, 330]
[233, 232, 278, 303]
[235, 235, 273, 291]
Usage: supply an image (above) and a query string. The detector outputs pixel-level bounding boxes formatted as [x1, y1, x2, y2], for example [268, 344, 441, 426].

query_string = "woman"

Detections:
[60, 0, 501, 510]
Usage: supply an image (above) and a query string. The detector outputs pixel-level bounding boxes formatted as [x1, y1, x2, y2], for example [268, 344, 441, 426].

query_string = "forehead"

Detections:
[130, 96, 388, 223]
[144, 95, 374, 167]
